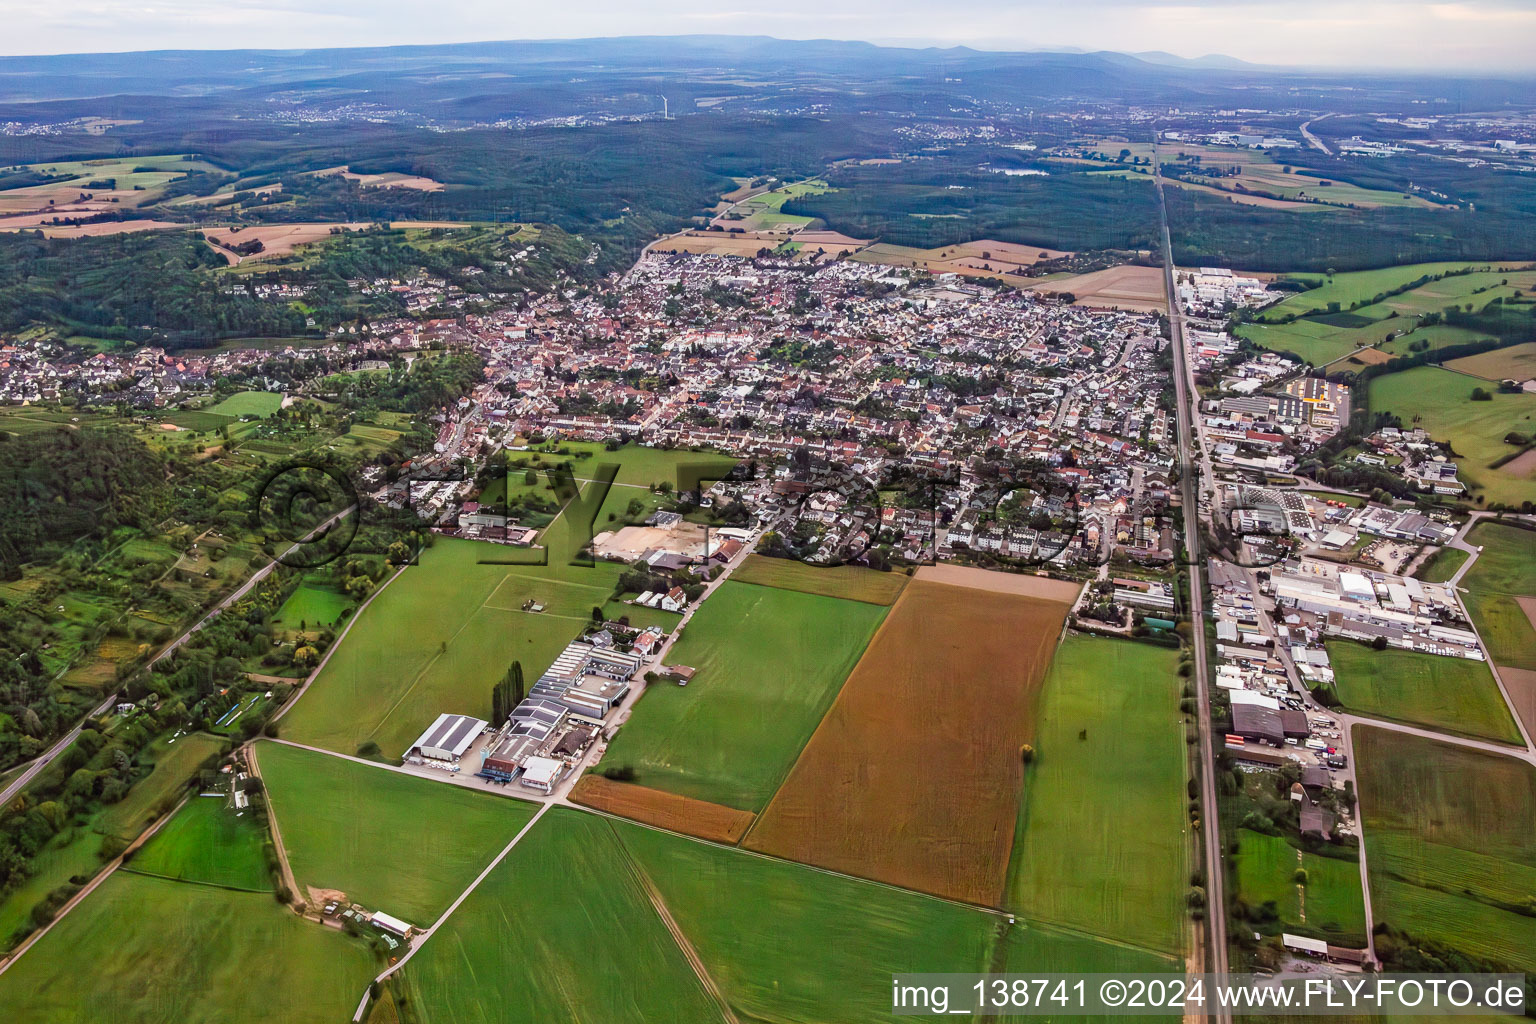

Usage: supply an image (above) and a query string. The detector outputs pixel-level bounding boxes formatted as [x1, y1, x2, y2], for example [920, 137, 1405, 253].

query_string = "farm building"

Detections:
[406, 714, 488, 763]
[370, 912, 414, 938]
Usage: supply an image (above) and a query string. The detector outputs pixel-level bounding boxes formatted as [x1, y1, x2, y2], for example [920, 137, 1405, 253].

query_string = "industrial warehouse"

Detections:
[404, 635, 649, 793]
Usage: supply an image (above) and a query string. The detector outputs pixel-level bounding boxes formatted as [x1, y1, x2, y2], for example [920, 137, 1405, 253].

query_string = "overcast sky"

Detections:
[3, 1, 1534, 72]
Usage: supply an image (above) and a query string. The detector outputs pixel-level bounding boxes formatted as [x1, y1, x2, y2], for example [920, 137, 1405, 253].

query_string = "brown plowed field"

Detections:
[742, 578, 1072, 905]
[571, 775, 755, 844]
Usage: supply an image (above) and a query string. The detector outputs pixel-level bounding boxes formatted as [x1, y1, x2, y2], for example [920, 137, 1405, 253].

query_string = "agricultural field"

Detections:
[1461, 521, 1536, 670]
[205, 390, 283, 418]
[281, 448, 733, 758]
[713, 178, 829, 231]
[125, 795, 272, 891]
[256, 742, 536, 924]
[1447, 341, 1536, 382]
[1231, 830, 1367, 943]
[1005, 634, 1189, 955]
[744, 574, 1073, 906]
[1324, 640, 1522, 744]
[1257, 264, 1530, 319]
[614, 815, 1005, 1024]
[569, 775, 755, 843]
[276, 536, 603, 757]
[1238, 263, 1533, 365]
[852, 238, 1069, 279]
[402, 809, 722, 1024]
[0, 872, 377, 1024]
[1368, 366, 1536, 508]
[271, 582, 352, 630]
[1023, 263, 1168, 312]
[727, 553, 909, 604]
[404, 806, 1015, 1024]
[1354, 727, 1536, 972]
[95, 731, 225, 843]
[598, 580, 889, 811]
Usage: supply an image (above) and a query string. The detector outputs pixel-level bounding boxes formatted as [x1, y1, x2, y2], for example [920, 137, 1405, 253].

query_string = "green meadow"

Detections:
[1232, 829, 1367, 943]
[257, 741, 536, 924]
[599, 580, 889, 811]
[1005, 634, 1189, 956]
[0, 872, 376, 1024]
[1461, 521, 1536, 671]
[1325, 640, 1521, 744]
[126, 795, 272, 891]
[1355, 727, 1536, 972]
[1368, 366, 1536, 508]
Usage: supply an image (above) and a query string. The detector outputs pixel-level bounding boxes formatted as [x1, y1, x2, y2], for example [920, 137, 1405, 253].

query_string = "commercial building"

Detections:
[406, 713, 488, 764]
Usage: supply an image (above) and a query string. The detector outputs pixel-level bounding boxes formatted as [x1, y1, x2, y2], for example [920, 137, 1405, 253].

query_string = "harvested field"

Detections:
[649, 229, 793, 256]
[1447, 341, 1536, 382]
[1500, 667, 1536, 742]
[571, 775, 755, 844]
[914, 563, 1082, 602]
[1504, 449, 1536, 478]
[854, 238, 1069, 279]
[792, 229, 871, 251]
[729, 554, 908, 605]
[1024, 264, 1167, 312]
[311, 165, 444, 191]
[743, 579, 1072, 905]
[0, 218, 182, 237]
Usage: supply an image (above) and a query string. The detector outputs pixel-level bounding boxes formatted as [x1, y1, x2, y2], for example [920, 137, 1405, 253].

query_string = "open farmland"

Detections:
[597, 580, 888, 811]
[1462, 521, 1536, 670]
[1325, 640, 1522, 744]
[614, 815, 1005, 1024]
[0, 871, 376, 1024]
[1232, 830, 1367, 943]
[1005, 634, 1188, 954]
[282, 448, 733, 758]
[1237, 262, 1533, 365]
[1355, 727, 1536, 972]
[126, 795, 272, 891]
[402, 809, 722, 1024]
[95, 732, 224, 842]
[277, 536, 604, 758]
[202, 221, 471, 263]
[1261, 263, 1533, 320]
[728, 553, 908, 604]
[256, 741, 536, 924]
[1024, 263, 1167, 312]
[1368, 366, 1536, 508]
[570, 775, 756, 843]
[1447, 341, 1536, 382]
[853, 238, 1070, 279]
[743, 575, 1073, 905]
[205, 389, 283, 418]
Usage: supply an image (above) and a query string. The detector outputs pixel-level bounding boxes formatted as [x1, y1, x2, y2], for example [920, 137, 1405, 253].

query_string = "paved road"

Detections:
[1153, 159, 1231, 1005]
[0, 505, 355, 810]
[0, 691, 120, 808]
[1300, 115, 1332, 155]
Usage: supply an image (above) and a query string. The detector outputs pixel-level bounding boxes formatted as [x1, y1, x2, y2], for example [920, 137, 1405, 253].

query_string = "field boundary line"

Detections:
[609, 823, 741, 1024]
[246, 742, 304, 908]
[272, 558, 409, 724]
[0, 790, 191, 977]
[357, 801, 552, 1020]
